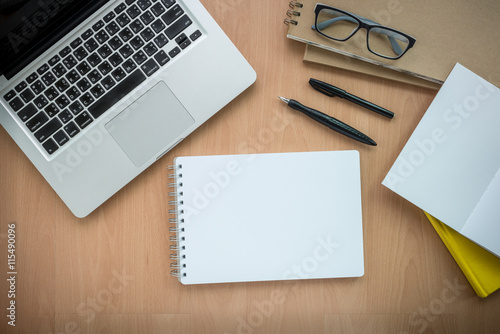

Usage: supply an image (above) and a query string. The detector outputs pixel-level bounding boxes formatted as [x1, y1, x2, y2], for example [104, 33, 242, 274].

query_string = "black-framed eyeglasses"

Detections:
[312, 4, 416, 60]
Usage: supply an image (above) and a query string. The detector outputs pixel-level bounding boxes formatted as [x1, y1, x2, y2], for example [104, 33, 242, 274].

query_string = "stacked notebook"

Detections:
[383, 64, 500, 297]
[167, 151, 364, 284]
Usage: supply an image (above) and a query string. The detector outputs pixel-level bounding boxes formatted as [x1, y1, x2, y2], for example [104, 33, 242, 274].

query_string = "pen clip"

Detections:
[309, 78, 346, 98]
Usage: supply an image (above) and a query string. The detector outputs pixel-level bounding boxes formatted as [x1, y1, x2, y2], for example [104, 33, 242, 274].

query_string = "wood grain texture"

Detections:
[1, 0, 499, 333]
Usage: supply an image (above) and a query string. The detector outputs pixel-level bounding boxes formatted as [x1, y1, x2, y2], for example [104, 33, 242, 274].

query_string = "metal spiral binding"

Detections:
[284, 1, 302, 25]
[167, 163, 186, 279]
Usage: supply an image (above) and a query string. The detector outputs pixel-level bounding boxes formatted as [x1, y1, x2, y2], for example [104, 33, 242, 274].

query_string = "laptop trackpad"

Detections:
[105, 81, 194, 167]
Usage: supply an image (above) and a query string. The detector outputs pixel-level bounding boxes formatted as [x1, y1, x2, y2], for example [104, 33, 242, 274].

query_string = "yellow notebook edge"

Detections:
[424, 211, 500, 298]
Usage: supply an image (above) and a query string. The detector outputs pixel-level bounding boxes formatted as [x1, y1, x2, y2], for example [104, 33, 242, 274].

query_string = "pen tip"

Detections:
[278, 96, 289, 104]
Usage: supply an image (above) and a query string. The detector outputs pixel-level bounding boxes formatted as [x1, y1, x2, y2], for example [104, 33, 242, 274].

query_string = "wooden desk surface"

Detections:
[1, 1, 499, 333]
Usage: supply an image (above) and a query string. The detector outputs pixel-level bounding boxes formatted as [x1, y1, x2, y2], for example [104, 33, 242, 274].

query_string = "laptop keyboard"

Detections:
[2, 0, 202, 156]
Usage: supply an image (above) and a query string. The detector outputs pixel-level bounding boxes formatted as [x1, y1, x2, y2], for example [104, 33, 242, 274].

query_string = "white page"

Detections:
[172, 151, 364, 284]
[382, 63, 500, 256]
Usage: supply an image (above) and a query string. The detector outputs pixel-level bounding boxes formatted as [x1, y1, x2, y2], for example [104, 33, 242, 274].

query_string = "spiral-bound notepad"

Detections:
[168, 151, 364, 284]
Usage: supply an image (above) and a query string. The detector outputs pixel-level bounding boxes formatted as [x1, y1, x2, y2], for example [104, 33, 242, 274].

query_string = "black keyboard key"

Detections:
[20, 89, 35, 103]
[74, 47, 88, 61]
[55, 78, 70, 92]
[175, 33, 187, 44]
[69, 101, 84, 115]
[55, 95, 70, 109]
[140, 11, 155, 24]
[190, 30, 202, 41]
[119, 28, 133, 42]
[140, 27, 154, 42]
[141, 58, 159, 76]
[98, 61, 113, 75]
[66, 87, 81, 101]
[76, 62, 91, 75]
[162, 4, 183, 25]
[153, 33, 168, 48]
[17, 103, 37, 121]
[109, 53, 123, 67]
[53, 63, 67, 77]
[95, 30, 109, 44]
[82, 28, 93, 40]
[77, 78, 91, 92]
[101, 75, 116, 90]
[59, 46, 72, 58]
[70, 38, 83, 49]
[42, 72, 56, 86]
[154, 50, 170, 66]
[137, 0, 151, 11]
[37, 64, 50, 75]
[88, 69, 146, 119]
[26, 112, 49, 132]
[130, 36, 144, 50]
[45, 103, 60, 117]
[104, 12, 116, 23]
[66, 70, 81, 84]
[116, 13, 131, 27]
[98, 44, 113, 58]
[58, 109, 73, 123]
[33, 95, 49, 109]
[130, 19, 144, 34]
[105, 21, 120, 36]
[9, 97, 24, 111]
[161, 0, 175, 9]
[3, 89, 16, 101]
[34, 118, 62, 142]
[122, 59, 137, 73]
[165, 14, 192, 39]
[119, 44, 134, 58]
[114, 3, 126, 14]
[63, 55, 78, 69]
[125, 0, 135, 5]
[108, 36, 123, 50]
[151, 19, 166, 33]
[132, 50, 147, 65]
[143, 42, 158, 56]
[90, 84, 105, 99]
[15, 81, 27, 92]
[45, 87, 59, 100]
[75, 111, 93, 129]
[48, 55, 60, 66]
[26, 72, 38, 84]
[111, 67, 126, 81]
[88, 70, 102, 84]
[168, 46, 180, 58]
[84, 38, 99, 52]
[53, 130, 69, 146]
[30, 80, 45, 95]
[126, 5, 141, 19]
[80, 92, 94, 107]
[42, 138, 58, 155]
[150, 3, 165, 16]
[64, 122, 80, 137]
[179, 38, 191, 49]
[88, 53, 102, 67]
[92, 20, 105, 31]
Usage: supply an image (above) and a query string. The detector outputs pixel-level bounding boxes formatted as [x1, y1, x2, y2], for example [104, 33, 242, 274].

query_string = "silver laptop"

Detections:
[0, 0, 256, 217]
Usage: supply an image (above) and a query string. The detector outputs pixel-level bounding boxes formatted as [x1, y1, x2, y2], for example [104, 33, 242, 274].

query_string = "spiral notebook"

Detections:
[167, 151, 364, 284]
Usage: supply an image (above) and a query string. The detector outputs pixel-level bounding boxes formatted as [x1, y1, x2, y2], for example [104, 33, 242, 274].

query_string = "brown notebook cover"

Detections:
[285, 0, 500, 85]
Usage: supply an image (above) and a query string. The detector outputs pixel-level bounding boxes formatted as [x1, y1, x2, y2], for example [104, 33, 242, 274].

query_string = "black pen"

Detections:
[278, 97, 377, 146]
[309, 78, 394, 119]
